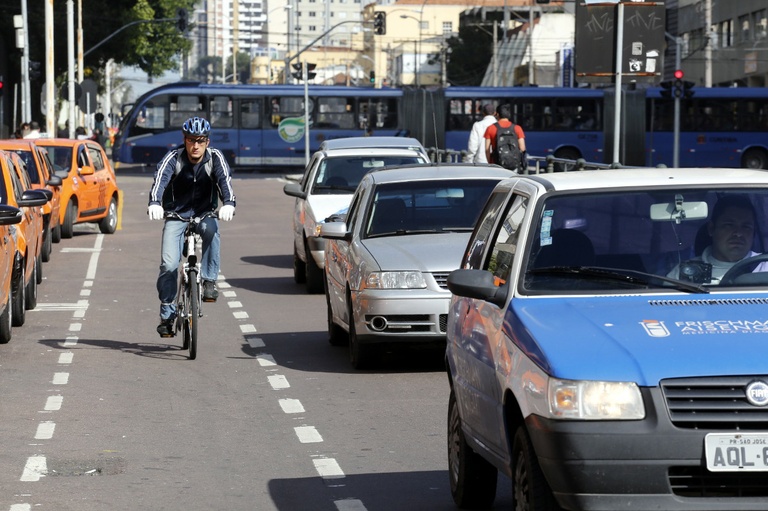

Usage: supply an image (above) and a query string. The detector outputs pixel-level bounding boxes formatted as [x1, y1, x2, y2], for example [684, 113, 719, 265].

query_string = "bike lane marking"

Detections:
[12, 234, 101, 509]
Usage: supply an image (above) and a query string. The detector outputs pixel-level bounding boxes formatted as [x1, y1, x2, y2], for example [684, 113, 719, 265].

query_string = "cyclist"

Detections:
[147, 116, 236, 337]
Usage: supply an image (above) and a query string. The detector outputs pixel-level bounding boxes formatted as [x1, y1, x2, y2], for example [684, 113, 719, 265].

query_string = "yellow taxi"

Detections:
[0, 140, 63, 262]
[34, 138, 119, 238]
[0, 169, 23, 343]
[1, 150, 48, 327]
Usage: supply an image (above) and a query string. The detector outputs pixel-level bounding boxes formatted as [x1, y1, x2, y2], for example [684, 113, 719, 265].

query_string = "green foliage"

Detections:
[445, 24, 494, 86]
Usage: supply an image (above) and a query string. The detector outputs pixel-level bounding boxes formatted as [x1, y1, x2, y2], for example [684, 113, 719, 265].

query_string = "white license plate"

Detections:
[705, 433, 768, 472]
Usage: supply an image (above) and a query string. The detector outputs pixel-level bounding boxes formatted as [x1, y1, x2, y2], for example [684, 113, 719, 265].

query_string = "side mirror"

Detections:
[320, 222, 351, 241]
[79, 165, 95, 176]
[446, 269, 507, 308]
[283, 182, 306, 199]
[0, 205, 22, 225]
[18, 189, 49, 207]
[47, 174, 63, 187]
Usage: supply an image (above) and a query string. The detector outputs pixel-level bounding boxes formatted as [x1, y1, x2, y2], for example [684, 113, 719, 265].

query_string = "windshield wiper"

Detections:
[367, 228, 440, 238]
[313, 184, 356, 192]
[529, 266, 709, 294]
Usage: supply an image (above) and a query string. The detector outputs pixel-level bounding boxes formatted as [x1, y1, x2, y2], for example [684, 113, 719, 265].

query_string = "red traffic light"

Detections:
[673, 69, 684, 80]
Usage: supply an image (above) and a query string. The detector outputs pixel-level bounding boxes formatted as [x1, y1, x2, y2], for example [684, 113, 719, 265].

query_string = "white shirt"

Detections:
[667, 247, 768, 285]
[467, 115, 497, 163]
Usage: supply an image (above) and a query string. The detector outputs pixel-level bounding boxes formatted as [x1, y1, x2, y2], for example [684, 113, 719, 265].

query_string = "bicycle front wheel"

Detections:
[179, 269, 190, 350]
[188, 268, 199, 360]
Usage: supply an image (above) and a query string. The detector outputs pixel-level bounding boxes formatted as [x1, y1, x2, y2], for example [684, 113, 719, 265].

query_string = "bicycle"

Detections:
[164, 211, 217, 360]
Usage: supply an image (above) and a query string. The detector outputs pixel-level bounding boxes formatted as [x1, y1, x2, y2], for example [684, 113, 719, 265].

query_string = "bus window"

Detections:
[316, 97, 354, 129]
[269, 96, 309, 127]
[129, 95, 170, 136]
[743, 99, 768, 131]
[240, 99, 262, 129]
[554, 99, 600, 131]
[169, 95, 205, 130]
[359, 97, 398, 129]
[210, 96, 233, 128]
[514, 98, 552, 131]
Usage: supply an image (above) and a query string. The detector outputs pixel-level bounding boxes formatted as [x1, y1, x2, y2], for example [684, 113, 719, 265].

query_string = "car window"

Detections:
[313, 156, 424, 194]
[364, 179, 502, 238]
[77, 146, 89, 168]
[523, 189, 768, 291]
[12, 150, 40, 185]
[464, 189, 511, 270]
[88, 145, 106, 172]
[41, 146, 73, 174]
[484, 194, 529, 285]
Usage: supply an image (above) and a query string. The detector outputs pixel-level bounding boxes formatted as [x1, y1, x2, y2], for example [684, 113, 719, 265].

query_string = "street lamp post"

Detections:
[400, 14, 421, 86]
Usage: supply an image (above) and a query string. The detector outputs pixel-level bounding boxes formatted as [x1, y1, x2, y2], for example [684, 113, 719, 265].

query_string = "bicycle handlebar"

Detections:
[163, 211, 219, 222]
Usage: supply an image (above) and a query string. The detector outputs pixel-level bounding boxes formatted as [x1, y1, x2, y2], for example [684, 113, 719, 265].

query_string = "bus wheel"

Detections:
[553, 148, 580, 172]
[743, 148, 768, 170]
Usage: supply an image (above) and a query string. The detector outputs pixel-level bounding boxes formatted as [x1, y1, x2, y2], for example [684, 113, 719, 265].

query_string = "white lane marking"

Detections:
[240, 324, 257, 334]
[233, 311, 249, 319]
[335, 500, 367, 511]
[68, 323, 82, 332]
[246, 336, 264, 348]
[63, 336, 78, 347]
[222, 290, 237, 298]
[35, 422, 55, 440]
[43, 396, 63, 411]
[84, 280, 93, 287]
[20, 456, 47, 481]
[85, 235, 104, 280]
[279, 398, 305, 414]
[312, 457, 345, 479]
[60, 248, 100, 253]
[58, 353, 73, 364]
[228, 301, 242, 308]
[10, 504, 32, 511]
[218, 281, 232, 289]
[295, 426, 323, 443]
[268, 375, 290, 390]
[80, 289, 91, 297]
[32, 301, 89, 312]
[257, 354, 276, 367]
[52, 373, 69, 385]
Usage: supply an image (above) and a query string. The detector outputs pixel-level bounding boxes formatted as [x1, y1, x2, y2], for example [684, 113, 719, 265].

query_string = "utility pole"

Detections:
[45, 0, 55, 136]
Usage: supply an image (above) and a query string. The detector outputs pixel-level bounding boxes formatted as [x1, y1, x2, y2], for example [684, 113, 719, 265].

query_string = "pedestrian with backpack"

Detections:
[467, 103, 497, 163]
[484, 104, 527, 171]
[147, 116, 236, 337]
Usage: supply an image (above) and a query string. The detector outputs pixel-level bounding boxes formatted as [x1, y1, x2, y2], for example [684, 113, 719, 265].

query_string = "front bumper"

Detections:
[526, 387, 768, 511]
[352, 289, 449, 343]
[306, 235, 326, 268]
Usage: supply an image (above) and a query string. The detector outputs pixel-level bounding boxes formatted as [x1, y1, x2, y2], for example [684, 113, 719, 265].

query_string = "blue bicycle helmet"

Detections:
[182, 116, 211, 137]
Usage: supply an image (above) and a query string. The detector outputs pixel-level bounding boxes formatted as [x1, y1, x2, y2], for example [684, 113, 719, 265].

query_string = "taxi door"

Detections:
[85, 143, 110, 217]
[75, 143, 101, 217]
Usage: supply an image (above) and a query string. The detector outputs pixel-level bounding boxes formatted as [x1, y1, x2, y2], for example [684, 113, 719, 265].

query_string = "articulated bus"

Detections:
[112, 82, 768, 170]
[112, 82, 403, 169]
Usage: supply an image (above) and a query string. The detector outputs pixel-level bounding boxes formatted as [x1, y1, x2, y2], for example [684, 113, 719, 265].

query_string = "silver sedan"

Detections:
[321, 163, 514, 368]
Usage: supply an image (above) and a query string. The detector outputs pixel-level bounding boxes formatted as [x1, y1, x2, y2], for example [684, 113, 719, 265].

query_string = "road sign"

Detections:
[78, 79, 98, 114]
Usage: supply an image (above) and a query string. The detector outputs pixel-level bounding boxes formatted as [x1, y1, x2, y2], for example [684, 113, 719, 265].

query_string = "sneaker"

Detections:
[157, 317, 175, 337]
[202, 280, 218, 302]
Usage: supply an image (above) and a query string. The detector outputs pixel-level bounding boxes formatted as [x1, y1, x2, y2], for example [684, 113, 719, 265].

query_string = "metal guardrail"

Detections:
[423, 147, 657, 174]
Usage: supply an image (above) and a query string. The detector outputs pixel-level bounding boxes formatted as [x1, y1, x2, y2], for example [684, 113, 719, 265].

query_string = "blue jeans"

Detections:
[157, 217, 220, 320]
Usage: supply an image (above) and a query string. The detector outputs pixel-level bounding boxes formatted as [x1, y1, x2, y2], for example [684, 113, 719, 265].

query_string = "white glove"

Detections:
[148, 204, 164, 221]
[219, 205, 235, 222]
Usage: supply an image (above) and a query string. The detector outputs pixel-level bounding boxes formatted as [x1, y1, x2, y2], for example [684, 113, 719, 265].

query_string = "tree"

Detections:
[444, 23, 495, 86]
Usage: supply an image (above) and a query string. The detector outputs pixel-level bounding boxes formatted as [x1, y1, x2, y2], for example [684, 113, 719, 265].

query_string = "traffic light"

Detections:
[373, 11, 386, 35]
[369, 70, 375, 84]
[673, 69, 684, 98]
[0, 79, 3, 98]
[659, 80, 672, 99]
[291, 62, 317, 81]
[682, 80, 695, 99]
[29, 61, 42, 81]
[177, 8, 189, 33]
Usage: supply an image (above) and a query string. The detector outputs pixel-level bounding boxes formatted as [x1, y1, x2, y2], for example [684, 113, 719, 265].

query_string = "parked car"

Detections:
[445, 167, 768, 510]
[284, 146, 429, 294]
[0, 140, 63, 262]
[34, 138, 120, 238]
[318, 136, 429, 159]
[320, 163, 514, 368]
[0, 192, 23, 343]
[0, 150, 48, 328]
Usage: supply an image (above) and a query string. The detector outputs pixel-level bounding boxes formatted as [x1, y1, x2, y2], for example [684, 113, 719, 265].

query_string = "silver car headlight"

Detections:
[548, 378, 644, 420]
[365, 271, 426, 289]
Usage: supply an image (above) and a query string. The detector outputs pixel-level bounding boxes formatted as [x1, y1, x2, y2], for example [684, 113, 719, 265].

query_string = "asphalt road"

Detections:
[0, 170, 512, 511]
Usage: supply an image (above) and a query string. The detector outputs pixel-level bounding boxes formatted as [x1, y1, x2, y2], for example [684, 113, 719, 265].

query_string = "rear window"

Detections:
[312, 156, 424, 194]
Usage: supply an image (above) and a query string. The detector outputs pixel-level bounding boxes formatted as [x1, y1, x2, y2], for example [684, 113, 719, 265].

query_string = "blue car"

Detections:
[446, 167, 768, 510]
